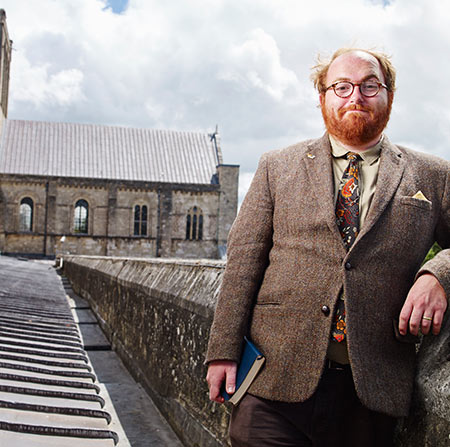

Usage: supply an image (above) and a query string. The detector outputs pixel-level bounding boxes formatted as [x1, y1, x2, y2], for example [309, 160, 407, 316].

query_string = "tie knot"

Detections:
[346, 152, 360, 161]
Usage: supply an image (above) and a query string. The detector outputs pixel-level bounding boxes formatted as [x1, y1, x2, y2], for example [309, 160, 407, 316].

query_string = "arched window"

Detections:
[74, 199, 89, 234]
[186, 206, 203, 241]
[19, 197, 33, 232]
[134, 205, 148, 236]
[186, 214, 191, 240]
[198, 214, 203, 240]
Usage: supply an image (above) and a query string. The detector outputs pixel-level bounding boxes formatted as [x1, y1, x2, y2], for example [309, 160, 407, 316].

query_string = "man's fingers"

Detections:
[408, 306, 423, 336]
[206, 364, 224, 402]
[209, 383, 224, 403]
[206, 370, 218, 401]
[206, 361, 237, 403]
[399, 274, 447, 337]
[420, 314, 433, 335]
[398, 301, 413, 336]
[432, 309, 445, 336]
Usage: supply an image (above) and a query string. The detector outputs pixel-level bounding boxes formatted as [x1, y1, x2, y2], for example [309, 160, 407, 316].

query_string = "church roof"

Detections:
[0, 119, 223, 185]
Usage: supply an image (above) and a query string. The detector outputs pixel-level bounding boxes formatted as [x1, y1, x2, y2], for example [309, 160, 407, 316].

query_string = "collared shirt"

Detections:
[330, 134, 382, 229]
[327, 135, 383, 364]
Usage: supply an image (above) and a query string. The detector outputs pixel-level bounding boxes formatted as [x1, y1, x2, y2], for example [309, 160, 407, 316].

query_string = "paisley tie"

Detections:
[331, 152, 360, 342]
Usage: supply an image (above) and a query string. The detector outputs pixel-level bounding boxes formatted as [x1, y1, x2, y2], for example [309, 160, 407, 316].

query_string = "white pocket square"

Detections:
[412, 190, 431, 202]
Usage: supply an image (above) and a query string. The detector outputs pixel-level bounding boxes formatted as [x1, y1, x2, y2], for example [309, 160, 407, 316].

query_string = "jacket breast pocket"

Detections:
[398, 196, 433, 210]
[385, 196, 435, 253]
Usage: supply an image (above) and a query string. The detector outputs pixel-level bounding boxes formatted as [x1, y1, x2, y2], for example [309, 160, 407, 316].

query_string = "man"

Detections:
[206, 48, 450, 446]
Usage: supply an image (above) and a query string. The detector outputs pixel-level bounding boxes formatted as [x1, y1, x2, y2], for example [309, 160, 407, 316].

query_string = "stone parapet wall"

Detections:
[63, 255, 450, 447]
[63, 255, 231, 447]
[395, 316, 450, 446]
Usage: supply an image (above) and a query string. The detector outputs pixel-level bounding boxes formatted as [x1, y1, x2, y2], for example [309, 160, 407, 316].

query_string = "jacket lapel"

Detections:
[303, 134, 406, 250]
[356, 136, 405, 243]
[303, 134, 343, 242]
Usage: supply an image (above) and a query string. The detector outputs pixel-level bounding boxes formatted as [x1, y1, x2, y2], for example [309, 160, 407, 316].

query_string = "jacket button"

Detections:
[321, 305, 330, 316]
[345, 262, 352, 270]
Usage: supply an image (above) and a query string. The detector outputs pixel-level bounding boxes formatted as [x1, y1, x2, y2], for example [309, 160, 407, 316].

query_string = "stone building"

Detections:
[0, 10, 11, 132]
[0, 11, 239, 259]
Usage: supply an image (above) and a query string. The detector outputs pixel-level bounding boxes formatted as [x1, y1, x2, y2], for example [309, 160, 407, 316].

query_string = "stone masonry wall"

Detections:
[0, 177, 227, 259]
[63, 256, 450, 447]
[217, 165, 239, 257]
[63, 255, 231, 447]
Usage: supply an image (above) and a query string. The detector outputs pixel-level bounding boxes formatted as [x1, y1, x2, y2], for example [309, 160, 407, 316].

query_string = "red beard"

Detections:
[321, 99, 392, 146]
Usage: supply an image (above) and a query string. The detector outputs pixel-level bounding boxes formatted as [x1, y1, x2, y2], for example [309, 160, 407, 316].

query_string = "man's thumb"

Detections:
[225, 367, 237, 394]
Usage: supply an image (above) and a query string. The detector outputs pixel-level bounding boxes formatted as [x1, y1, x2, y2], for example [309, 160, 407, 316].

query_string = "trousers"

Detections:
[229, 365, 396, 447]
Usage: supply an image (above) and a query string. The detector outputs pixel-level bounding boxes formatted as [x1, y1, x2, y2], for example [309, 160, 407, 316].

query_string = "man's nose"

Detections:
[349, 85, 364, 103]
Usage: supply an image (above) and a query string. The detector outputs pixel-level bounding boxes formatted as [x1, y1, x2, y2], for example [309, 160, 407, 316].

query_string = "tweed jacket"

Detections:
[206, 133, 450, 418]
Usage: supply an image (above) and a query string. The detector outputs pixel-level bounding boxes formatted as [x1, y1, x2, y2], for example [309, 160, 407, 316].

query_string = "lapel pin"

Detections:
[307, 153, 315, 159]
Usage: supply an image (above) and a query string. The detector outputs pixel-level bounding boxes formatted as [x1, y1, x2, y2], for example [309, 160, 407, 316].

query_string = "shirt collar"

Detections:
[329, 134, 382, 166]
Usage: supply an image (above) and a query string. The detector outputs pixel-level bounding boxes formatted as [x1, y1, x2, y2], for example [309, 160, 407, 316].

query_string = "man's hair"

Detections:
[310, 47, 396, 94]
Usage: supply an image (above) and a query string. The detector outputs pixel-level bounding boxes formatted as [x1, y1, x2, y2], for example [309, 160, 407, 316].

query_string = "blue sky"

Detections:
[1, 0, 450, 202]
[105, 0, 128, 13]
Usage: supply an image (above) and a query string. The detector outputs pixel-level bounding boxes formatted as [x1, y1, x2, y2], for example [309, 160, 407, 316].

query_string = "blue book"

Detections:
[221, 337, 265, 405]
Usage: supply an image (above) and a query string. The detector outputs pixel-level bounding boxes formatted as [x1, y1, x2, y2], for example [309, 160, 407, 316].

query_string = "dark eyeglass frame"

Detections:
[325, 80, 388, 98]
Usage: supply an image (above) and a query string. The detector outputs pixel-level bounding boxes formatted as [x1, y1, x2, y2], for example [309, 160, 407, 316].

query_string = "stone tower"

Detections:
[209, 129, 239, 258]
[0, 10, 12, 130]
[217, 163, 239, 257]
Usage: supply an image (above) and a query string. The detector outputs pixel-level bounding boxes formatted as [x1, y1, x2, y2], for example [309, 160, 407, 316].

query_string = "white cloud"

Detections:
[49, 69, 85, 105]
[12, 53, 85, 107]
[220, 28, 299, 101]
[1, 0, 450, 201]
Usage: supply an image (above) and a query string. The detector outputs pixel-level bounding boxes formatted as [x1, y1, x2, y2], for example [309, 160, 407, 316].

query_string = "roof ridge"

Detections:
[5, 118, 212, 137]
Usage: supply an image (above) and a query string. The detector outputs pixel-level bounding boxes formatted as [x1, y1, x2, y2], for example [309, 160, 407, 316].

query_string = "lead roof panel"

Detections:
[0, 120, 221, 185]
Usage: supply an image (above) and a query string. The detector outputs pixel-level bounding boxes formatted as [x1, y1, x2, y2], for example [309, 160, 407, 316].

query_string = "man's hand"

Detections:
[206, 360, 237, 403]
[399, 273, 447, 336]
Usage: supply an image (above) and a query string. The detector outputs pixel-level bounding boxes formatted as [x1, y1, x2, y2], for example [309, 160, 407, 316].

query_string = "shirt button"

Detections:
[345, 262, 352, 270]
[321, 305, 330, 316]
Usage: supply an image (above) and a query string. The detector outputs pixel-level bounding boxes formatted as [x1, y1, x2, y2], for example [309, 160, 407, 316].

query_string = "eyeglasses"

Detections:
[325, 80, 388, 98]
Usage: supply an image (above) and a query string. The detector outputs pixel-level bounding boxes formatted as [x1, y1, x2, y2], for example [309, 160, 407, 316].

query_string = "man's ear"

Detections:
[319, 94, 324, 106]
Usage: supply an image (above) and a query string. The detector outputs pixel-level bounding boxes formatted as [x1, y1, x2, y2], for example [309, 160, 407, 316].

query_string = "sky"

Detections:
[2, 0, 450, 203]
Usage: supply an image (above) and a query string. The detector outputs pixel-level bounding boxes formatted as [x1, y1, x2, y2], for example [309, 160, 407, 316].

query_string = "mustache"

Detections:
[340, 104, 371, 113]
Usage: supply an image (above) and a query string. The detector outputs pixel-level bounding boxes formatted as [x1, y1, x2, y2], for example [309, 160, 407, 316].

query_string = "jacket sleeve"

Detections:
[205, 152, 274, 363]
[418, 167, 450, 298]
